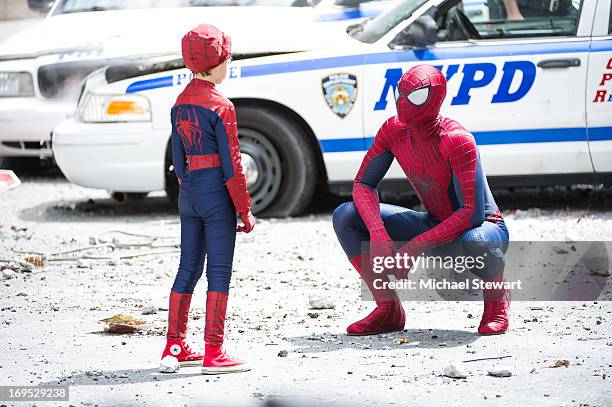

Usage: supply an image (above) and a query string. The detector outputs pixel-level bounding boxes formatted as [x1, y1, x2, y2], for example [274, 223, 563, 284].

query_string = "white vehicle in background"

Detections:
[53, 0, 612, 217]
[0, 0, 397, 168]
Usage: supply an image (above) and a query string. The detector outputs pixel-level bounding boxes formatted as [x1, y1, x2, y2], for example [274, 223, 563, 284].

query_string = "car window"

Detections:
[348, 0, 429, 43]
[434, 0, 583, 42]
[54, 0, 299, 14]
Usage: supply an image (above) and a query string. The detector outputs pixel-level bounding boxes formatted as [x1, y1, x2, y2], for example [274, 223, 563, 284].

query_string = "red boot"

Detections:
[160, 291, 204, 367]
[346, 255, 406, 336]
[201, 291, 250, 374]
[478, 271, 510, 335]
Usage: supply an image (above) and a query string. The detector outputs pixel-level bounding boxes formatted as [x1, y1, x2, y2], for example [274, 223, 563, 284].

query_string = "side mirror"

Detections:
[394, 15, 438, 48]
[27, 0, 54, 14]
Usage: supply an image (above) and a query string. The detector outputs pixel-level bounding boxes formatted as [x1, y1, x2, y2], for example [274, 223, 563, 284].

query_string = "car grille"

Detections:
[38, 61, 109, 99]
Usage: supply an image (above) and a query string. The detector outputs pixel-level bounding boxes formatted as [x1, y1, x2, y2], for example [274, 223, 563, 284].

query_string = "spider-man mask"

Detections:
[182, 24, 232, 73]
[394, 65, 446, 126]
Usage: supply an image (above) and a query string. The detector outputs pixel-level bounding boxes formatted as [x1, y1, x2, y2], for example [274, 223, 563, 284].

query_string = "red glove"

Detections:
[237, 210, 255, 233]
[177, 178, 182, 185]
[226, 175, 251, 214]
[394, 243, 417, 279]
[369, 231, 396, 275]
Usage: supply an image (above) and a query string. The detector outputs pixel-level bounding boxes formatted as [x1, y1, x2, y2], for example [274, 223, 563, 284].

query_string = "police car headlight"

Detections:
[77, 94, 151, 123]
[0, 72, 35, 97]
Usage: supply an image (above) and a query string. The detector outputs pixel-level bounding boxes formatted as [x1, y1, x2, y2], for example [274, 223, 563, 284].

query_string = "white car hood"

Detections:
[0, 7, 354, 60]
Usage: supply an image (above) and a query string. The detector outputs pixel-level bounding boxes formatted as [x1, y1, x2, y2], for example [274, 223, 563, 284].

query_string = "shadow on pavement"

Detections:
[39, 367, 204, 386]
[18, 196, 177, 223]
[287, 328, 477, 354]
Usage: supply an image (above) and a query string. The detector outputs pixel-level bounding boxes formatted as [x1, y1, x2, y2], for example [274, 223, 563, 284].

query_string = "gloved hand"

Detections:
[369, 231, 396, 275]
[394, 243, 417, 279]
[237, 210, 256, 233]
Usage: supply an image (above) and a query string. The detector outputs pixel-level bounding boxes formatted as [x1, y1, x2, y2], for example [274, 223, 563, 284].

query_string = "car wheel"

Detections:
[237, 106, 317, 217]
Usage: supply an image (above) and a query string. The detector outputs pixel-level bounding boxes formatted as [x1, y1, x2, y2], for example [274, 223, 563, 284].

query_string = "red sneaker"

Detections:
[347, 300, 406, 336]
[161, 338, 204, 366]
[161, 291, 203, 367]
[478, 297, 510, 335]
[201, 291, 250, 375]
[202, 344, 250, 374]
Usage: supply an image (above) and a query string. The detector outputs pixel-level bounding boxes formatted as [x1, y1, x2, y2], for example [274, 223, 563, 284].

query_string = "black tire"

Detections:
[237, 106, 317, 217]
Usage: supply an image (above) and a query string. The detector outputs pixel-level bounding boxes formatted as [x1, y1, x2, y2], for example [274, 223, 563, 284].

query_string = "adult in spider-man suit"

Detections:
[160, 24, 255, 374]
[333, 65, 510, 336]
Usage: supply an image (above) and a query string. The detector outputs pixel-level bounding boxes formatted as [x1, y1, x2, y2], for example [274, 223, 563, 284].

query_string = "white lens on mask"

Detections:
[407, 86, 430, 106]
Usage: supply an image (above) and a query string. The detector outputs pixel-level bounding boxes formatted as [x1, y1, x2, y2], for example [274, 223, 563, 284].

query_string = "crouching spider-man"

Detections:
[333, 65, 510, 336]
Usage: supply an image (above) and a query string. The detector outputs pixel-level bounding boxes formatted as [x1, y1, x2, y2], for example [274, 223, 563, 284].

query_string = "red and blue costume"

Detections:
[333, 65, 510, 336]
[161, 24, 253, 374]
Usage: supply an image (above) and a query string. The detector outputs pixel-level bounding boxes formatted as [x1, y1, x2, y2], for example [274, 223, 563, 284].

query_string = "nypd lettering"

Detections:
[322, 73, 358, 118]
[592, 58, 612, 103]
[374, 61, 537, 111]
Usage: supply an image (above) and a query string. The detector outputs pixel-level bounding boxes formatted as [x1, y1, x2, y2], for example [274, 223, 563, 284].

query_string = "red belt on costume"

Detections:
[187, 154, 221, 171]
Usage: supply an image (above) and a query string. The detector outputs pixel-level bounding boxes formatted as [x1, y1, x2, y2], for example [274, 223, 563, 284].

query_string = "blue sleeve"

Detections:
[171, 129, 186, 182]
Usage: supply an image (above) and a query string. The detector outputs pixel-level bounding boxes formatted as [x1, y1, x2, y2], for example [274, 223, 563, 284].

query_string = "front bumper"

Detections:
[0, 97, 74, 158]
[52, 118, 169, 192]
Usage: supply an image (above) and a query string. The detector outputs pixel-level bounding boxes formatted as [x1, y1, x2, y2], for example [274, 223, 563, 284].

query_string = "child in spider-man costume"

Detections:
[333, 65, 510, 336]
[160, 24, 256, 374]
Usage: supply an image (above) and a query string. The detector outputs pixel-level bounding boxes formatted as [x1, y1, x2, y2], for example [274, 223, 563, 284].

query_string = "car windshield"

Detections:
[348, 0, 428, 43]
[53, 0, 301, 14]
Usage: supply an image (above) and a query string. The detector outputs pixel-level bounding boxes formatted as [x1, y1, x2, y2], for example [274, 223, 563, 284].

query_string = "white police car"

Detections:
[0, 0, 395, 167]
[53, 0, 612, 216]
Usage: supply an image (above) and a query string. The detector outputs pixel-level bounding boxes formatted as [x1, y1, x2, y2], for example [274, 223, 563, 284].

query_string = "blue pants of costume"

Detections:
[332, 202, 509, 279]
[171, 169, 237, 294]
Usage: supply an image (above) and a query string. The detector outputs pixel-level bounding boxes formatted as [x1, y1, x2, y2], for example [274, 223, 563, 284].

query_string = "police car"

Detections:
[52, 0, 612, 216]
[0, 0, 396, 167]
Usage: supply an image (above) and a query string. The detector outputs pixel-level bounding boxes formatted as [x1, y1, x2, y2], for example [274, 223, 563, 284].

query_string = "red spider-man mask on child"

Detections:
[182, 24, 232, 73]
[395, 65, 446, 126]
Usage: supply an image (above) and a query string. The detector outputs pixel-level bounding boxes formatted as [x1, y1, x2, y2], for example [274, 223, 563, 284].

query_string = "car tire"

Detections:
[236, 106, 317, 217]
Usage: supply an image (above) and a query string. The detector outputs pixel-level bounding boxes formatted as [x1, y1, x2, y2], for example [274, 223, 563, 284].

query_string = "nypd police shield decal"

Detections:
[322, 73, 357, 119]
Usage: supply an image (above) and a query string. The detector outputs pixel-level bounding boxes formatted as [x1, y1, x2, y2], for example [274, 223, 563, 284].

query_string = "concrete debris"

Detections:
[77, 259, 92, 268]
[308, 294, 335, 310]
[141, 306, 158, 315]
[443, 363, 468, 379]
[548, 359, 570, 368]
[1, 268, 15, 280]
[278, 350, 289, 357]
[487, 367, 513, 377]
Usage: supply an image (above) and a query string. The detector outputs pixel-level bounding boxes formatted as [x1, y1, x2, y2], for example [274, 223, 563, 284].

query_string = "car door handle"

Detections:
[537, 58, 581, 68]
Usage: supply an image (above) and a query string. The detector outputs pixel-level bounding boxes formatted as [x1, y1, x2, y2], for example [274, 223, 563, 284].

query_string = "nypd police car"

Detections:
[52, 0, 612, 216]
